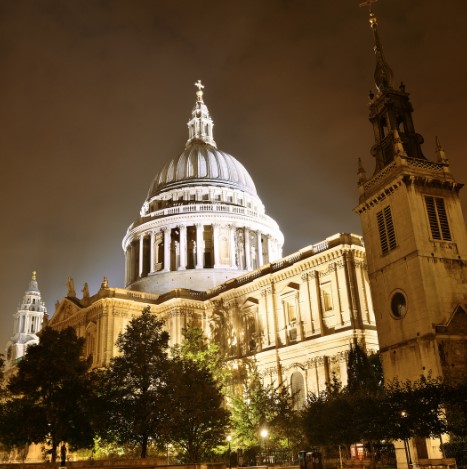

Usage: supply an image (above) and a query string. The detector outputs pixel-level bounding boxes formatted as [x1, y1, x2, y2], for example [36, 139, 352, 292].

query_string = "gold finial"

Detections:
[32, 271, 37, 281]
[194, 79, 204, 102]
[359, 0, 378, 25]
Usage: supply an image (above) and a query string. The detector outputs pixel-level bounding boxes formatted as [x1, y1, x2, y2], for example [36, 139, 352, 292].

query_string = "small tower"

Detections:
[5, 271, 47, 369]
[355, 0, 467, 402]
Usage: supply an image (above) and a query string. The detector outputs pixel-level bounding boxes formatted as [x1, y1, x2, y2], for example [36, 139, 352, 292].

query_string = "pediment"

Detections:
[435, 304, 467, 335]
[279, 281, 300, 296]
[240, 297, 259, 308]
[48, 298, 83, 325]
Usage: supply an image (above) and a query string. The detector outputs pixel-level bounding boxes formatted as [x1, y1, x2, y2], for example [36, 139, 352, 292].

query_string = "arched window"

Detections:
[291, 371, 305, 410]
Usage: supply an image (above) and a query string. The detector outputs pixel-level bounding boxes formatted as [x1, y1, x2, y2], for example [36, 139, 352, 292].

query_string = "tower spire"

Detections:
[186, 80, 217, 148]
[361, 1, 425, 173]
[360, 0, 394, 93]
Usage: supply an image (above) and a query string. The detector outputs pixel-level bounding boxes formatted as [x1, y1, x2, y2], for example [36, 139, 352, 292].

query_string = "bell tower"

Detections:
[355, 5, 467, 388]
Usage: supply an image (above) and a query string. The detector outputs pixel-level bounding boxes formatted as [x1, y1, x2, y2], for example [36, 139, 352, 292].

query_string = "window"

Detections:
[285, 301, 297, 323]
[425, 196, 451, 241]
[390, 291, 407, 319]
[377, 206, 397, 255]
[291, 372, 305, 410]
[322, 287, 333, 311]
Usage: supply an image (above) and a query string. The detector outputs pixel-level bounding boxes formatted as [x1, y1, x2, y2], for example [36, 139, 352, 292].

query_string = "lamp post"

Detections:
[401, 411, 412, 468]
[260, 428, 268, 465]
[227, 435, 232, 469]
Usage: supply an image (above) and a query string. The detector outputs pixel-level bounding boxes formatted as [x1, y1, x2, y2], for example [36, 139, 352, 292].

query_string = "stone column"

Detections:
[196, 224, 204, 269]
[257, 231, 264, 267]
[163, 228, 171, 272]
[138, 234, 144, 277]
[124, 247, 130, 285]
[314, 273, 325, 333]
[179, 225, 187, 270]
[267, 236, 274, 262]
[150, 231, 156, 273]
[229, 225, 237, 268]
[245, 228, 251, 270]
[260, 289, 271, 346]
[213, 224, 220, 268]
[129, 243, 135, 284]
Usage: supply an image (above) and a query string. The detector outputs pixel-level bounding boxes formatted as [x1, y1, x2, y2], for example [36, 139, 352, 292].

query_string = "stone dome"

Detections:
[148, 142, 257, 198]
[122, 81, 284, 295]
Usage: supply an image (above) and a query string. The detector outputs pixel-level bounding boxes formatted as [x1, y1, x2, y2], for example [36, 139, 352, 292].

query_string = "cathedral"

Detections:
[5, 5, 466, 465]
[46, 80, 379, 407]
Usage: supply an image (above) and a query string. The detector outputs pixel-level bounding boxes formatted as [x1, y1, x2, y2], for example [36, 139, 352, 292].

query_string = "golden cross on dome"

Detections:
[359, 0, 378, 12]
[194, 80, 204, 91]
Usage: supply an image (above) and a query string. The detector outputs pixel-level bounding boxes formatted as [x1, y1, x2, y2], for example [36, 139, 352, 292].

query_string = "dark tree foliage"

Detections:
[99, 306, 170, 458]
[346, 342, 383, 394]
[3, 327, 94, 462]
[385, 374, 449, 441]
[303, 358, 463, 459]
[0, 398, 48, 450]
[444, 380, 467, 438]
[0, 354, 4, 385]
[302, 376, 360, 447]
[165, 357, 230, 462]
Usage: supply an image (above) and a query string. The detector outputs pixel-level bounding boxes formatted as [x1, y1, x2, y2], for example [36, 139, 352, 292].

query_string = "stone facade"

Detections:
[49, 233, 378, 408]
[355, 8, 467, 387]
[355, 9, 467, 465]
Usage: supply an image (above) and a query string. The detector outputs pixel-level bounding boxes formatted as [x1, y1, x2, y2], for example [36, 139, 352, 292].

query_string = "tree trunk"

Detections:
[369, 441, 376, 469]
[141, 436, 148, 458]
[51, 442, 57, 464]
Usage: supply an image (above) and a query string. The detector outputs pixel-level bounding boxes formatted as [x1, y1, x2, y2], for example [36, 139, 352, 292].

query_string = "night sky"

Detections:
[1, 0, 466, 349]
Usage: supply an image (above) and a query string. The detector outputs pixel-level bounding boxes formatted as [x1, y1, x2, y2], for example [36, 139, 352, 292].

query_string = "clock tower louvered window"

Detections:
[425, 196, 452, 241]
[377, 206, 397, 255]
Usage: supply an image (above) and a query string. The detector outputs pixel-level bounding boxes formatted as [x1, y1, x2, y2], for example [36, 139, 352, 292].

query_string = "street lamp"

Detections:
[227, 435, 232, 469]
[260, 428, 268, 465]
[401, 411, 412, 467]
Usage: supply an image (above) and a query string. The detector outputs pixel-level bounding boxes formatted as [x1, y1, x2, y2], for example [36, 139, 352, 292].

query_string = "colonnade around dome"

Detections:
[124, 222, 281, 287]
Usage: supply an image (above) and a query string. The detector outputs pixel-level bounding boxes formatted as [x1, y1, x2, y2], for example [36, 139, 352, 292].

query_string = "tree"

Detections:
[302, 347, 390, 465]
[346, 342, 383, 394]
[385, 374, 449, 442]
[229, 360, 299, 451]
[99, 306, 170, 458]
[302, 375, 361, 448]
[444, 380, 467, 438]
[171, 325, 231, 387]
[3, 327, 94, 462]
[165, 357, 230, 462]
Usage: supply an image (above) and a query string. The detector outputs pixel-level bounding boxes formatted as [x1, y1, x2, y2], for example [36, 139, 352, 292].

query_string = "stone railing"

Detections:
[146, 202, 275, 226]
[363, 158, 446, 192]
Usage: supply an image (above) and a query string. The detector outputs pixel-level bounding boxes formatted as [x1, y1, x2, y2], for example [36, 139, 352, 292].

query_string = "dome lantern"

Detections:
[186, 80, 216, 147]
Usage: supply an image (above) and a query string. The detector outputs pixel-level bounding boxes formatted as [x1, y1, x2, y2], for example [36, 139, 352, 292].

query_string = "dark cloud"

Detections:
[1, 0, 466, 349]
